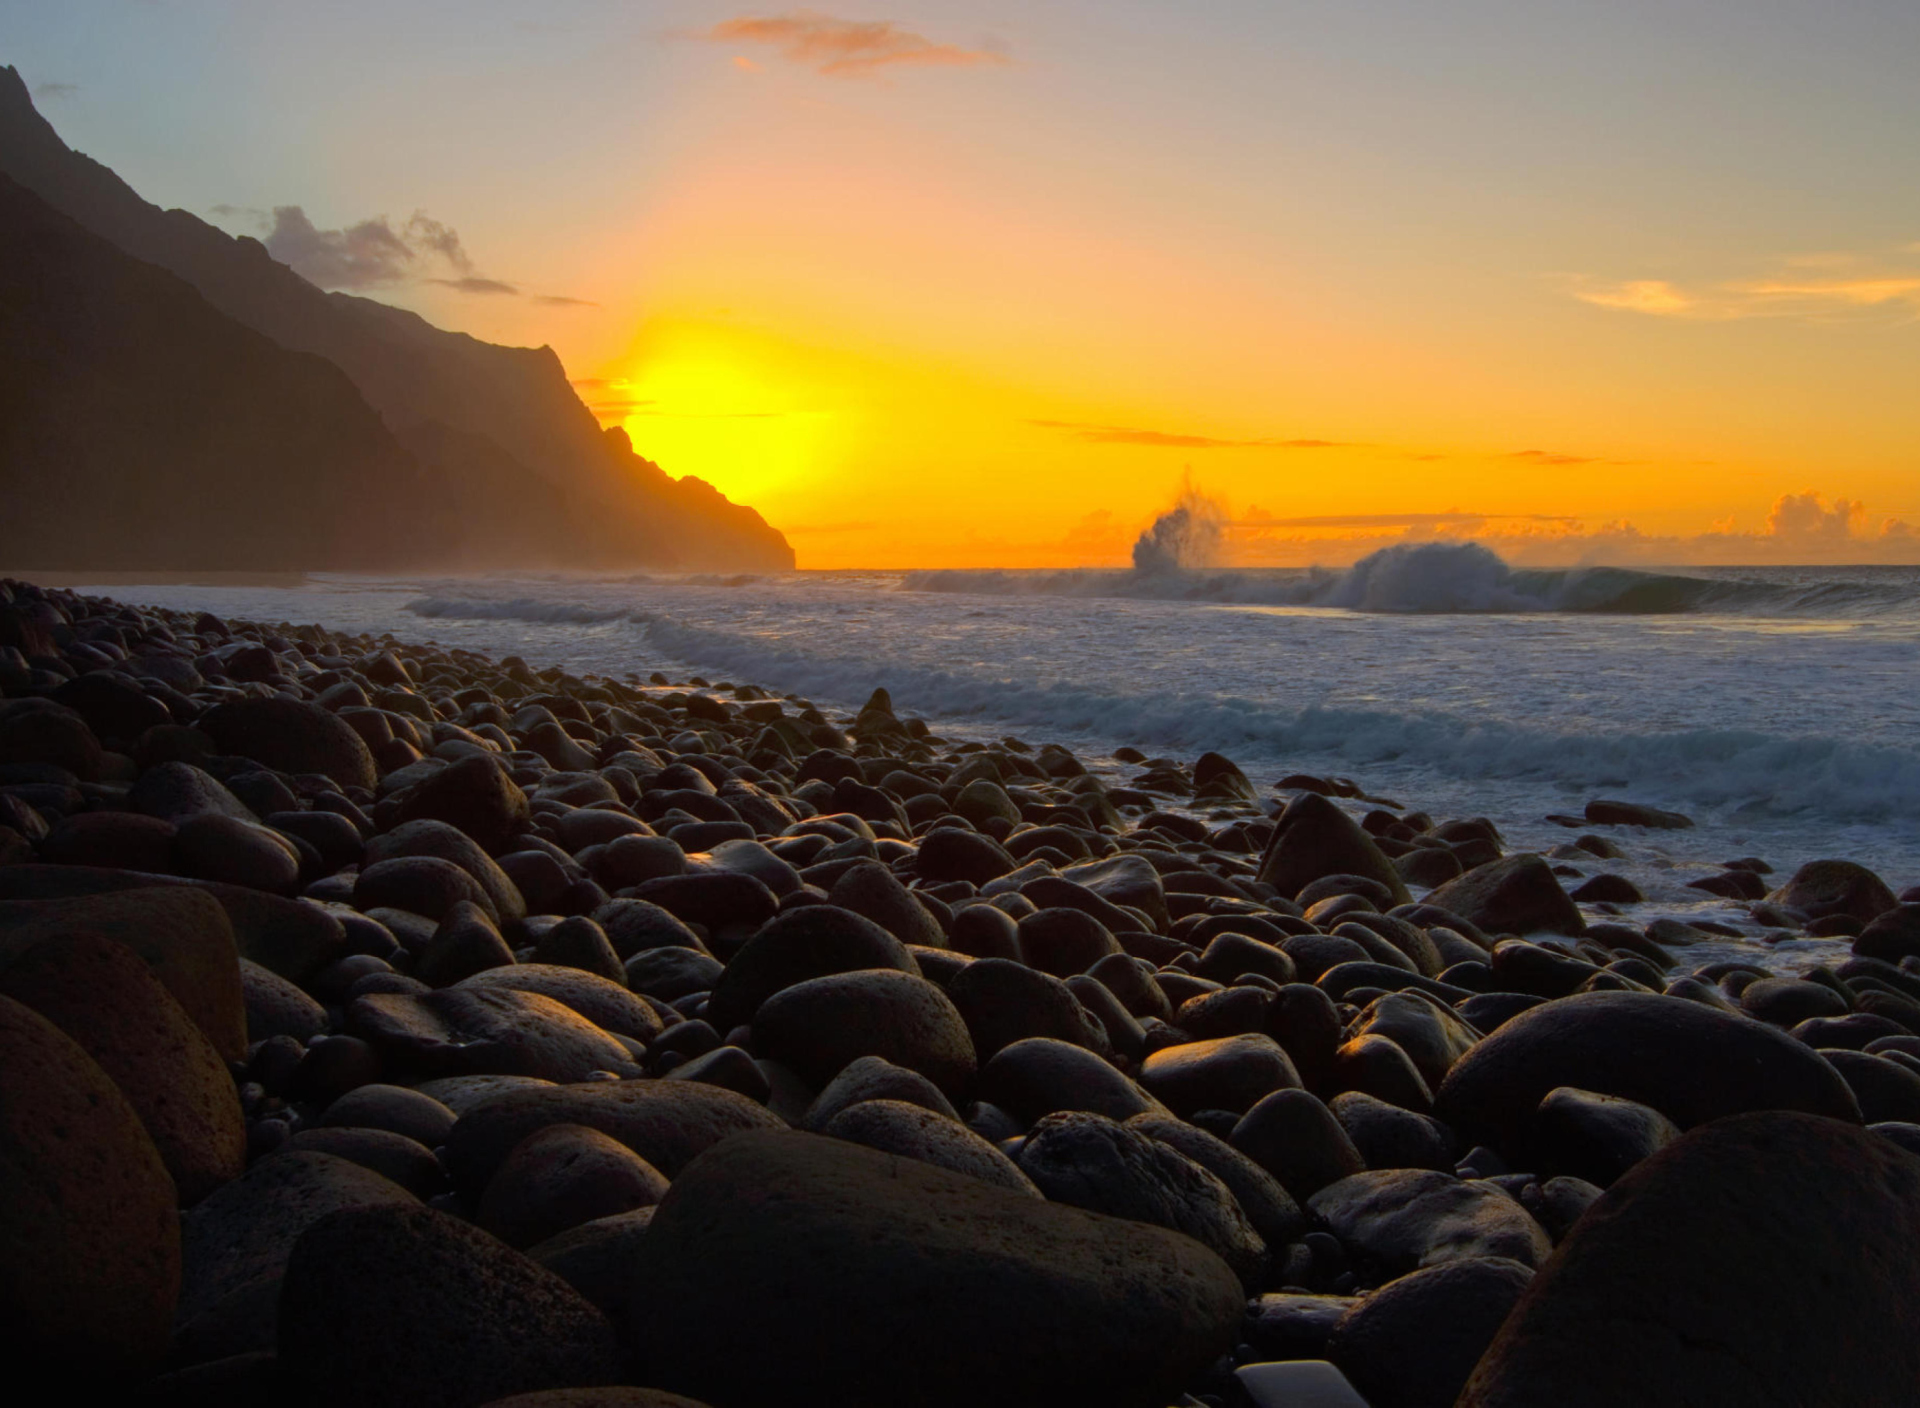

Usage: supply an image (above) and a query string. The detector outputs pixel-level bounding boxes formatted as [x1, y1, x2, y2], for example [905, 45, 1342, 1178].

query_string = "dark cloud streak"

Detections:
[1032, 419, 1353, 450]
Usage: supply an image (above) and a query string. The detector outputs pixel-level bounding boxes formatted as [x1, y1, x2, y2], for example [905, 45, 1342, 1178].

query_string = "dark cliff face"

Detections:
[0, 66, 796, 572]
[0, 173, 450, 571]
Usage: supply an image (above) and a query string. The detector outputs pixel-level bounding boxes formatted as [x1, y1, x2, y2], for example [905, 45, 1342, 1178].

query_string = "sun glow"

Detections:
[605, 320, 842, 508]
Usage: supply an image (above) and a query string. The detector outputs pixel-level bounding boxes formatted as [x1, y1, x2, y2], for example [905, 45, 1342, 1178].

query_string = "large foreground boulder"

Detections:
[625, 1130, 1245, 1408]
[1460, 1113, 1920, 1406]
[1435, 991, 1861, 1154]
[0, 931, 244, 1203]
[279, 1203, 621, 1407]
[0, 993, 180, 1381]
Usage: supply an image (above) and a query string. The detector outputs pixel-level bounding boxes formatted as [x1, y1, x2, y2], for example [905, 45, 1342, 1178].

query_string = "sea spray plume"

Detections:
[1131, 476, 1228, 573]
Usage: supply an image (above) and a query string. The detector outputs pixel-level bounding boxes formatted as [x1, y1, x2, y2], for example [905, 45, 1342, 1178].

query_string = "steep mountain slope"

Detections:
[0, 65, 793, 571]
[0, 173, 458, 570]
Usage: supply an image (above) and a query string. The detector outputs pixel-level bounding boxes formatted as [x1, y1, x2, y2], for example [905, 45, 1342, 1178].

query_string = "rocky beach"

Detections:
[5, 573, 1920, 1408]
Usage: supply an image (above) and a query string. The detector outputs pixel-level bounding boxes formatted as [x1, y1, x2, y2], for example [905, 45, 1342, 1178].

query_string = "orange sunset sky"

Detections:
[13, 1, 1920, 568]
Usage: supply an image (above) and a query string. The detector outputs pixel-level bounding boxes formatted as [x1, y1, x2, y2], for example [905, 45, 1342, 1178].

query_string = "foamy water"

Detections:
[84, 546, 1920, 973]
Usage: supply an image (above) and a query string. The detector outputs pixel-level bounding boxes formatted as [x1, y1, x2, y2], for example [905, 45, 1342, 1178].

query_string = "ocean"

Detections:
[80, 541, 1920, 972]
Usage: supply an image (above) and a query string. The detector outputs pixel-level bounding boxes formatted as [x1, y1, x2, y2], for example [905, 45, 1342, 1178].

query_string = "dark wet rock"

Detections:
[367, 819, 528, 922]
[0, 884, 247, 1059]
[1126, 1112, 1306, 1246]
[947, 956, 1110, 1060]
[129, 760, 256, 823]
[201, 697, 377, 792]
[356, 855, 501, 924]
[0, 930, 244, 1203]
[1328, 1256, 1535, 1408]
[1739, 975, 1849, 1027]
[285, 1127, 445, 1198]
[412, 1074, 557, 1117]
[40, 809, 178, 871]
[663, 1045, 771, 1102]
[458, 965, 664, 1043]
[1792, 1011, 1907, 1050]
[478, 1122, 671, 1249]
[1488, 939, 1601, 997]
[1310, 1168, 1552, 1282]
[1257, 793, 1409, 906]
[1583, 799, 1692, 830]
[948, 901, 1023, 960]
[1349, 991, 1480, 1090]
[348, 986, 642, 1084]
[1195, 930, 1297, 987]
[914, 826, 1018, 885]
[241, 956, 328, 1042]
[0, 993, 179, 1380]
[1524, 1086, 1680, 1187]
[1231, 1087, 1367, 1201]
[629, 872, 780, 937]
[417, 900, 516, 986]
[623, 946, 722, 1001]
[177, 1151, 415, 1354]
[1017, 906, 1123, 977]
[625, 1129, 1243, 1408]
[1330, 1091, 1457, 1172]
[1175, 983, 1274, 1040]
[1426, 855, 1583, 937]
[823, 1098, 1039, 1195]
[524, 1209, 657, 1325]
[1822, 1049, 1920, 1124]
[1767, 859, 1898, 926]
[279, 1203, 621, 1407]
[1853, 904, 1920, 963]
[753, 968, 975, 1097]
[382, 754, 532, 855]
[1435, 992, 1862, 1156]
[532, 916, 626, 983]
[976, 1035, 1165, 1125]
[171, 813, 302, 892]
[706, 904, 917, 1031]
[1089, 952, 1174, 1021]
[1332, 1033, 1435, 1112]
[269, 808, 365, 871]
[1018, 1110, 1268, 1289]
[1140, 1033, 1301, 1117]
[591, 835, 686, 890]
[0, 698, 104, 780]
[826, 860, 946, 948]
[804, 1053, 960, 1131]
[1267, 981, 1346, 1093]
[321, 1083, 457, 1148]
[0, 863, 348, 983]
[1243, 1292, 1359, 1363]
[593, 899, 707, 959]
[442, 1078, 786, 1202]
[50, 670, 170, 742]
[1060, 853, 1171, 929]
[1460, 1113, 1920, 1407]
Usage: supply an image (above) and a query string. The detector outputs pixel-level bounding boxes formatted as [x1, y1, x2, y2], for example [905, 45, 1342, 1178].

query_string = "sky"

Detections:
[7, 0, 1920, 568]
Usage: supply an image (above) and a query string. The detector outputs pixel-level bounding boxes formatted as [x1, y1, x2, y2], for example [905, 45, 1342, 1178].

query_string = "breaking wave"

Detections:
[905, 542, 1920, 618]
